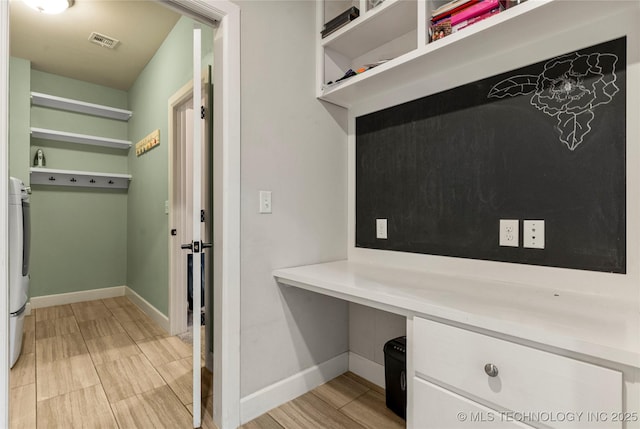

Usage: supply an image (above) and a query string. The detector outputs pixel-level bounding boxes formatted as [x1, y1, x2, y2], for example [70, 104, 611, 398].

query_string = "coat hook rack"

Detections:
[30, 168, 131, 189]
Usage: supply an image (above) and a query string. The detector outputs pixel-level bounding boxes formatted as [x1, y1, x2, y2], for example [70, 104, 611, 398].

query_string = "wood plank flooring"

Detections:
[10, 297, 405, 429]
[243, 372, 405, 429]
[10, 297, 210, 428]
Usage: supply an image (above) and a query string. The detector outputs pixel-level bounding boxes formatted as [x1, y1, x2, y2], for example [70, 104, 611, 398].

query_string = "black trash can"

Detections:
[383, 336, 406, 419]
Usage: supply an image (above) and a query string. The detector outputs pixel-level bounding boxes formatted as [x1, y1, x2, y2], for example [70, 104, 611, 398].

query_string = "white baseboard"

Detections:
[240, 352, 349, 424]
[29, 285, 126, 309]
[125, 286, 170, 332]
[348, 352, 385, 389]
[29, 285, 171, 337]
[25, 302, 31, 316]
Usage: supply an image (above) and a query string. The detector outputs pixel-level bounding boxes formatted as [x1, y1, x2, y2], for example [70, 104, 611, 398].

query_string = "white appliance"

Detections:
[9, 177, 30, 368]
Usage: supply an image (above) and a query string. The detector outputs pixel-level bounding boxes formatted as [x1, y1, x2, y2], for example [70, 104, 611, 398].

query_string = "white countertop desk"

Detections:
[274, 260, 640, 368]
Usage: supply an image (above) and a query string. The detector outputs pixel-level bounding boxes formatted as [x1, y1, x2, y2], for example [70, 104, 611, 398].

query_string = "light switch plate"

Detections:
[259, 191, 272, 214]
[376, 218, 388, 239]
[499, 219, 519, 247]
[523, 220, 545, 249]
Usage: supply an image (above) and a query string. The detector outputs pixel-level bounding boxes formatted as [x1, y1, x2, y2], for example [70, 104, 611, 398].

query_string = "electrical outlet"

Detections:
[499, 219, 519, 247]
[376, 218, 388, 239]
[523, 220, 545, 249]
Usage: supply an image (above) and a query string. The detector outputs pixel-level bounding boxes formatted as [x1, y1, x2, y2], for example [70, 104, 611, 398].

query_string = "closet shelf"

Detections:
[31, 92, 132, 121]
[30, 167, 132, 189]
[31, 127, 132, 150]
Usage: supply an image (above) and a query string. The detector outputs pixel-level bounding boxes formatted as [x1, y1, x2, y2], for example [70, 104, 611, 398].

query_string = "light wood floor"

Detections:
[10, 296, 212, 428]
[10, 297, 405, 429]
[241, 372, 405, 429]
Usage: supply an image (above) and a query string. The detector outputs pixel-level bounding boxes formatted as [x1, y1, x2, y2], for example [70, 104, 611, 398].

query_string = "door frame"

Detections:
[0, 1, 241, 428]
[168, 78, 198, 338]
[168, 70, 214, 368]
[0, 2, 10, 429]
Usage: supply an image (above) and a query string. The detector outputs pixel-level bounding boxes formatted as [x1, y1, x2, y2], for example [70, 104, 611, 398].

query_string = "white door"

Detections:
[181, 26, 209, 429]
[169, 34, 212, 429]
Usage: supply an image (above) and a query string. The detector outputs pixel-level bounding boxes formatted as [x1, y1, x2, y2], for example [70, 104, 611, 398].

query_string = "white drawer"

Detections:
[413, 376, 534, 429]
[413, 317, 622, 429]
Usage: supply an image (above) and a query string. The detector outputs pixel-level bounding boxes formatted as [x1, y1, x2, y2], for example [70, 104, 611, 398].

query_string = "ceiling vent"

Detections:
[88, 32, 120, 49]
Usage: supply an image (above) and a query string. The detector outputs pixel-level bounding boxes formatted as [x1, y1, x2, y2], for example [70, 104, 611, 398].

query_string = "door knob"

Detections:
[182, 241, 212, 251]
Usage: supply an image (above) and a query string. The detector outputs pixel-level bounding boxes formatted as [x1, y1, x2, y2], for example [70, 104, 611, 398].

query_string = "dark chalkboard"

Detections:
[356, 37, 626, 273]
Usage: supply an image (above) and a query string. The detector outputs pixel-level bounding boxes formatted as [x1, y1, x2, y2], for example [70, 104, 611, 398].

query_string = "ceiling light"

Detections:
[22, 0, 74, 15]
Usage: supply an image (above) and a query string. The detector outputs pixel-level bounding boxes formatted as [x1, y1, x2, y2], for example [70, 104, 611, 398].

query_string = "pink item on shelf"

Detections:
[450, 0, 499, 26]
[452, 8, 499, 32]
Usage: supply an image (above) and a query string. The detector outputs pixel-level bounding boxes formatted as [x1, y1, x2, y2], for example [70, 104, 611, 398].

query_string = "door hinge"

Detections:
[201, 106, 206, 119]
[200, 209, 205, 222]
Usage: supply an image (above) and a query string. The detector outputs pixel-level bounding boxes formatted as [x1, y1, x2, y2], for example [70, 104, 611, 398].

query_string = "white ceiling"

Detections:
[9, 0, 181, 91]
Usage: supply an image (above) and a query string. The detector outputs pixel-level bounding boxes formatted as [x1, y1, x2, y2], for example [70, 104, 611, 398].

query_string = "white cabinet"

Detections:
[273, 262, 640, 429]
[412, 317, 623, 429]
[413, 377, 534, 429]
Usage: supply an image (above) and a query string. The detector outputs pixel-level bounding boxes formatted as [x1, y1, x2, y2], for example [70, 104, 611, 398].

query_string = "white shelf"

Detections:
[31, 92, 132, 121]
[322, 0, 416, 59]
[318, 0, 640, 107]
[30, 167, 132, 189]
[31, 127, 132, 150]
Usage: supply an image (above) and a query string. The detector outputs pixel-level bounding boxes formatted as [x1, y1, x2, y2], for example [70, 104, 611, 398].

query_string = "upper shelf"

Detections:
[31, 127, 132, 150]
[322, 0, 416, 59]
[319, 0, 639, 108]
[31, 92, 133, 121]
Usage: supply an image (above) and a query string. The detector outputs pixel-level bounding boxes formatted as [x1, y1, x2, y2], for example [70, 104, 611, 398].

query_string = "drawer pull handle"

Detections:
[484, 363, 499, 377]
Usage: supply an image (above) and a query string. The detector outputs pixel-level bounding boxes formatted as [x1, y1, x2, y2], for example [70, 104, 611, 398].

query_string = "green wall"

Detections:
[29, 188, 128, 297]
[28, 70, 129, 297]
[127, 16, 214, 315]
